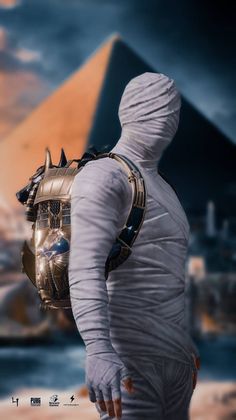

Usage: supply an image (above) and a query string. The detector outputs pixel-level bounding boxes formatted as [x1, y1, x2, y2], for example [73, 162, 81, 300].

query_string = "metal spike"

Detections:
[58, 148, 67, 167]
[44, 147, 53, 171]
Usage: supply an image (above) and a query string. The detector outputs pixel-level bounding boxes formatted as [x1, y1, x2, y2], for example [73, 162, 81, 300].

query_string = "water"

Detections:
[0, 343, 86, 397]
[196, 335, 236, 381]
[0, 335, 235, 398]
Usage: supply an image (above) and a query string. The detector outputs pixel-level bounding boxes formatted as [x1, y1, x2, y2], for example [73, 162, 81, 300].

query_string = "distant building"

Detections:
[206, 200, 216, 238]
[221, 219, 229, 240]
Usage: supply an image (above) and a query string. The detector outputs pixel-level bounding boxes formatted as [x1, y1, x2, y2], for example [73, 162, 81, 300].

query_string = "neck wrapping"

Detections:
[110, 132, 160, 174]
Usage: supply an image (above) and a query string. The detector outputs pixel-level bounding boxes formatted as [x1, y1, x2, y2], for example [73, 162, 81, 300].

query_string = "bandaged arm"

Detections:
[68, 160, 133, 403]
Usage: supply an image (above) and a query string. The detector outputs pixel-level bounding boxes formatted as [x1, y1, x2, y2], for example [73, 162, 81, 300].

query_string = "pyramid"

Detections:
[0, 34, 235, 219]
[0, 34, 119, 207]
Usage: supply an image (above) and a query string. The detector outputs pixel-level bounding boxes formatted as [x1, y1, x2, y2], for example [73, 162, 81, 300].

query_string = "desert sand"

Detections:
[0, 381, 235, 420]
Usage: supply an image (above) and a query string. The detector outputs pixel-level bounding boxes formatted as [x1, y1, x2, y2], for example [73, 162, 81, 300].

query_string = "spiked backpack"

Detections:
[16, 146, 146, 310]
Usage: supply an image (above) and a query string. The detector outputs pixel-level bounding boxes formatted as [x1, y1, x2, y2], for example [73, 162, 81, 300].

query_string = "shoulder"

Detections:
[72, 156, 132, 199]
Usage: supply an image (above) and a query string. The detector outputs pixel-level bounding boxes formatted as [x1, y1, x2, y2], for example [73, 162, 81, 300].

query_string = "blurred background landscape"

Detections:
[0, 0, 235, 419]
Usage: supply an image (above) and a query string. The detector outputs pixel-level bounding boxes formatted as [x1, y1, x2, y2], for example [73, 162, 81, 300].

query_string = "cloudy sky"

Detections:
[0, 0, 235, 143]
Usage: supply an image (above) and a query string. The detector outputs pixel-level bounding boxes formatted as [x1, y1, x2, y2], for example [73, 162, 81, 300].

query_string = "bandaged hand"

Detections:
[85, 343, 134, 419]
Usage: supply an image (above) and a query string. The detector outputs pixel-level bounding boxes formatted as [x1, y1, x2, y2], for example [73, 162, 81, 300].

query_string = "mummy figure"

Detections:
[68, 72, 200, 420]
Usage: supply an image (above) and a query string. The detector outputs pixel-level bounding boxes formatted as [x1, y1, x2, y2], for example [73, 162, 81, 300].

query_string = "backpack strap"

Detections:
[93, 152, 147, 279]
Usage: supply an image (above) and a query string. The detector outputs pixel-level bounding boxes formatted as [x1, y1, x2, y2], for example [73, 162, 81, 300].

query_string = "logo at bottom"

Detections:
[63, 395, 79, 407]
[49, 395, 60, 407]
[12, 397, 19, 407]
[31, 397, 41, 406]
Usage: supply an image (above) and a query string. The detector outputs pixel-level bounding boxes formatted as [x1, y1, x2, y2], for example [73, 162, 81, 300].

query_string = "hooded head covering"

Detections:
[111, 72, 181, 171]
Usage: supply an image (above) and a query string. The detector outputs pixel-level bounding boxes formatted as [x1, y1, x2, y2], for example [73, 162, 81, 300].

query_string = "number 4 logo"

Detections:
[12, 397, 19, 407]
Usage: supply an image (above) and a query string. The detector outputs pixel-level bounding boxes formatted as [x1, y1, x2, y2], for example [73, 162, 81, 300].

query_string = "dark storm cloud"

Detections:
[0, 0, 235, 141]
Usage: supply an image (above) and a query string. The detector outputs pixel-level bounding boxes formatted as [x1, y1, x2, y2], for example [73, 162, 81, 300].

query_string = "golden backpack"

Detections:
[16, 146, 146, 310]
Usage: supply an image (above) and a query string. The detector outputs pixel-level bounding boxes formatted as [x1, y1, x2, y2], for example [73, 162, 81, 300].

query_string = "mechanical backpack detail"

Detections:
[16, 146, 146, 310]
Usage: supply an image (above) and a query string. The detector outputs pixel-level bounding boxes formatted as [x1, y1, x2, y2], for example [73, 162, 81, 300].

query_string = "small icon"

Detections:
[63, 394, 79, 406]
[12, 397, 19, 407]
[49, 394, 60, 407]
[50, 395, 58, 403]
[31, 397, 41, 406]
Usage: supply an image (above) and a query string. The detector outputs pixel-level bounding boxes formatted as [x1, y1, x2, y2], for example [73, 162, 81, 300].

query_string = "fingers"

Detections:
[111, 382, 122, 419]
[113, 397, 122, 420]
[97, 399, 107, 412]
[90, 369, 135, 419]
[95, 389, 106, 412]
[104, 399, 115, 417]
[95, 384, 122, 419]
[88, 386, 96, 403]
[100, 386, 116, 418]
[98, 396, 121, 419]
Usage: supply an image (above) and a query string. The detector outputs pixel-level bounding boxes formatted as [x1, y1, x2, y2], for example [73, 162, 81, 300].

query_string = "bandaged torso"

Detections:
[107, 156, 198, 364]
[69, 154, 199, 366]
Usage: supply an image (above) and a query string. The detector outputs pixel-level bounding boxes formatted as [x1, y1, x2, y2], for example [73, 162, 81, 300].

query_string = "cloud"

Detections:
[0, 0, 20, 9]
[13, 47, 41, 63]
[0, 25, 40, 64]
